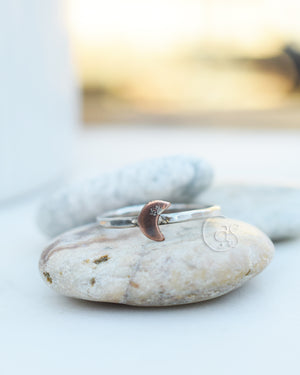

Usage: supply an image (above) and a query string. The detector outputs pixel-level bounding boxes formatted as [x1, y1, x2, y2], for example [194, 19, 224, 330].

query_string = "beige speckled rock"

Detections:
[39, 217, 274, 306]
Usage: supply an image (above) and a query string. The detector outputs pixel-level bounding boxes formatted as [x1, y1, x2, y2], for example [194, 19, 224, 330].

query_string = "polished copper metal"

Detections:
[137, 200, 171, 241]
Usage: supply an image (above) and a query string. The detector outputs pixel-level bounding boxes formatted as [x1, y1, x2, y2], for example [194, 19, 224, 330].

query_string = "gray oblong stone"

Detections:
[196, 184, 300, 240]
[39, 217, 274, 306]
[37, 155, 213, 237]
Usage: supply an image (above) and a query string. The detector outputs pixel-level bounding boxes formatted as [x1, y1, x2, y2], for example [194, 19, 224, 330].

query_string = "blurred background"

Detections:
[67, 0, 300, 126]
[1, 0, 300, 202]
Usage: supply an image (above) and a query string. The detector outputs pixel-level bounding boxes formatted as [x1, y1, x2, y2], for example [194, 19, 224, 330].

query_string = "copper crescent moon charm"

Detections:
[137, 200, 171, 241]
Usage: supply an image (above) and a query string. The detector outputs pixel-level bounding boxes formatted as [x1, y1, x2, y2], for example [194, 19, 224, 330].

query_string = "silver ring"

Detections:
[97, 200, 221, 242]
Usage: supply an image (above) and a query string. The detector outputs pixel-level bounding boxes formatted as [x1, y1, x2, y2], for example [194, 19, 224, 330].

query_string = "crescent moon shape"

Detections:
[137, 200, 171, 241]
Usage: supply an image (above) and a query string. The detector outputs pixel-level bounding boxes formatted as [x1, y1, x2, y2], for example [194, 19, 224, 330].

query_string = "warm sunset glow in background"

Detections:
[65, 0, 300, 122]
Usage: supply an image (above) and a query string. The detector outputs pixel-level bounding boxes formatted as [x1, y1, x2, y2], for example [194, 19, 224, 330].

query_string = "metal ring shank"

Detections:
[97, 204, 221, 229]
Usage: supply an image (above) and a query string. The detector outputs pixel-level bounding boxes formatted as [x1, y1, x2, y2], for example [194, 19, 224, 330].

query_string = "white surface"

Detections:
[1, 125, 300, 375]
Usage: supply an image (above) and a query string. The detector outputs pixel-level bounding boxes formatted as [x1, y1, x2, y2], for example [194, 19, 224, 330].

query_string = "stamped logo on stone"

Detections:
[202, 217, 239, 252]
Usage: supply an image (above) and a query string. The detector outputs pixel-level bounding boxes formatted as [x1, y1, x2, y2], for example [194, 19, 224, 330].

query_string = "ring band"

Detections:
[97, 200, 221, 242]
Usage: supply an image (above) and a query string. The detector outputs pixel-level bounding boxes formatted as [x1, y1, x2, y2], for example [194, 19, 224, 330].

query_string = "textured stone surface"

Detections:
[39, 217, 274, 306]
[196, 184, 300, 241]
[37, 155, 213, 237]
